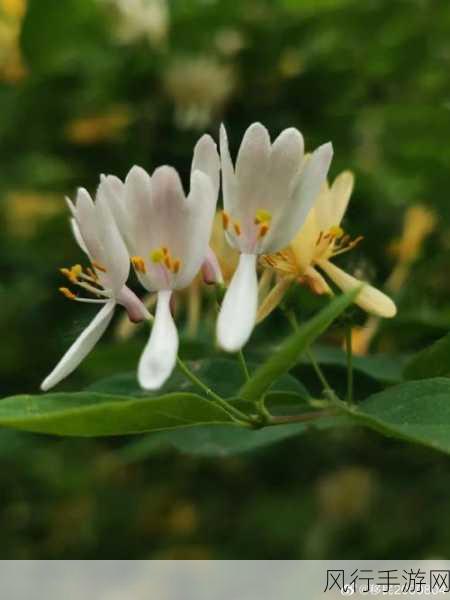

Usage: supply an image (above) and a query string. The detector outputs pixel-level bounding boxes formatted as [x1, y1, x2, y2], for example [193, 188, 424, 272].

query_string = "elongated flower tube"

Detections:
[41, 183, 149, 391]
[118, 134, 220, 390]
[260, 171, 397, 321]
[217, 122, 333, 351]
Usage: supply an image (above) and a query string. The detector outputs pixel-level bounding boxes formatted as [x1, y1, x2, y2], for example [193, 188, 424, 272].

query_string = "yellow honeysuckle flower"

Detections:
[258, 171, 397, 322]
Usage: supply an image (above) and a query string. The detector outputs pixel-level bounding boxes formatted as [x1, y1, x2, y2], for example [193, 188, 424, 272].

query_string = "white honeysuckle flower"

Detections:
[260, 171, 397, 320]
[117, 134, 220, 390]
[217, 121, 333, 352]
[108, 0, 169, 47]
[41, 183, 149, 392]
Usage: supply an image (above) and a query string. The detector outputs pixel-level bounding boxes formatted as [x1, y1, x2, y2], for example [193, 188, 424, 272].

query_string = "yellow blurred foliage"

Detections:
[0, 0, 27, 83]
[65, 106, 132, 145]
[5, 192, 64, 238]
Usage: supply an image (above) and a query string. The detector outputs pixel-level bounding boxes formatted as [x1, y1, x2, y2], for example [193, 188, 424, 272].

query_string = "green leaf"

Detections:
[0, 392, 235, 437]
[120, 414, 350, 459]
[88, 358, 309, 399]
[300, 345, 406, 384]
[403, 333, 450, 380]
[240, 289, 360, 402]
[349, 378, 450, 454]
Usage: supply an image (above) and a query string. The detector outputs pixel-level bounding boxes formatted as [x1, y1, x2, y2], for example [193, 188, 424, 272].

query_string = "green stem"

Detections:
[285, 309, 339, 402]
[237, 349, 250, 382]
[265, 408, 338, 427]
[176, 357, 253, 426]
[345, 325, 354, 405]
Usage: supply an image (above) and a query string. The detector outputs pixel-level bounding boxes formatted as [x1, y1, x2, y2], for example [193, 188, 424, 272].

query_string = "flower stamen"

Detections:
[91, 260, 107, 272]
[59, 287, 77, 300]
[132, 256, 147, 273]
[222, 211, 230, 230]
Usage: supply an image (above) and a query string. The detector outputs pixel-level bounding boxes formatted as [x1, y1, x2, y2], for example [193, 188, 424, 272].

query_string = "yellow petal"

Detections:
[256, 277, 293, 323]
[317, 259, 397, 318]
[329, 170, 354, 227]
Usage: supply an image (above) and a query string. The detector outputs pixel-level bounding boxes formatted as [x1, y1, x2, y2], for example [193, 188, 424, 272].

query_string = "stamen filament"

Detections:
[92, 260, 107, 273]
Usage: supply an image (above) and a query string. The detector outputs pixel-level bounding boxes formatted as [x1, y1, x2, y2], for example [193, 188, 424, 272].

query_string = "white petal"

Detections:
[219, 123, 237, 214]
[217, 253, 258, 352]
[96, 183, 130, 294]
[70, 217, 89, 256]
[124, 165, 154, 258]
[65, 195, 77, 217]
[174, 170, 217, 288]
[317, 259, 397, 318]
[267, 127, 304, 204]
[40, 301, 115, 391]
[99, 174, 134, 251]
[138, 290, 179, 390]
[235, 122, 271, 219]
[191, 133, 220, 197]
[264, 142, 333, 252]
[74, 188, 104, 260]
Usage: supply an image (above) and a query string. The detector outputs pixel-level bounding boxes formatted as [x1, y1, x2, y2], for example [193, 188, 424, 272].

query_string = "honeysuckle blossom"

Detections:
[41, 183, 149, 391]
[259, 171, 397, 321]
[216, 122, 333, 351]
[103, 134, 220, 390]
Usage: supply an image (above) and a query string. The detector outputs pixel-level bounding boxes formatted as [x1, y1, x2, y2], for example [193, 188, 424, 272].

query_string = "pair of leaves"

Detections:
[0, 290, 356, 439]
[2, 290, 450, 459]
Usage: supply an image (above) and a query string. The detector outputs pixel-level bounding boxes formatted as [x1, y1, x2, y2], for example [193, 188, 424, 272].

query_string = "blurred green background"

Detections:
[1, 0, 450, 558]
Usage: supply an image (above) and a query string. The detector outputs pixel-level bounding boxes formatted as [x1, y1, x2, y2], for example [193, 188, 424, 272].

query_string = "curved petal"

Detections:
[256, 276, 293, 324]
[217, 253, 258, 352]
[267, 127, 304, 208]
[330, 170, 354, 227]
[219, 123, 237, 214]
[40, 301, 115, 391]
[317, 259, 397, 318]
[74, 188, 104, 261]
[201, 246, 223, 285]
[191, 133, 220, 197]
[99, 174, 134, 252]
[264, 142, 333, 253]
[174, 170, 217, 288]
[138, 290, 179, 390]
[96, 183, 131, 295]
[116, 285, 151, 322]
[124, 165, 154, 258]
[70, 217, 89, 256]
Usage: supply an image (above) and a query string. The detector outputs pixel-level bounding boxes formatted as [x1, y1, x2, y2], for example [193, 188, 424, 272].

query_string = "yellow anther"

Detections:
[150, 248, 165, 263]
[131, 256, 146, 274]
[222, 211, 230, 230]
[162, 246, 169, 256]
[59, 267, 71, 279]
[59, 287, 77, 300]
[172, 259, 181, 274]
[92, 260, 107, 273]
[164, 255, 173, 271]
[233, 221, 241, 236]
[329, 225, 344, 239]
[255, 209, 272, 225]
[258, 223, 270, 238]
[71, 264, 82, 276]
